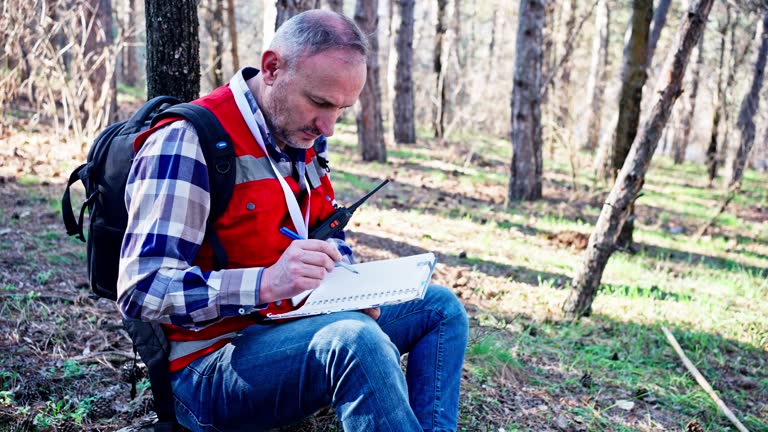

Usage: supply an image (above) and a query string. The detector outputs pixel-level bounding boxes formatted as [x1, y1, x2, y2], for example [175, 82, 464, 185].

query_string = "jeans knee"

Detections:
[313, 314, 401, 366]
[427, 285, 469, 330]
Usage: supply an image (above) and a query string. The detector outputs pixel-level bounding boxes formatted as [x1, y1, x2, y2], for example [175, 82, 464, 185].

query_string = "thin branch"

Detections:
[661, 327, 751, 432]
[540, 0, 600, 100]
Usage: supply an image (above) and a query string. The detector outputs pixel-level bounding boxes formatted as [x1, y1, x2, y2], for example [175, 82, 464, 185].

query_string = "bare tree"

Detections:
[611, 0, 652, 248]
[355, 0, 386, 162]
[555, 0, 577, 133]
[562, 0, 715, 318]
[203, 0, 226, 88]
[726, 10, 768, 191]
[434, 0, 449, 139]
[706, 5, 730, 186]
[393, 0, 416, 144]
[227, 0, 240, 72]
[697, 9, 768, 236]
[146, 0, 200, 101]
[646, 0, 671, 67]
[276, 0, 321, 29]
[84, 0, 117, 122]
[121, 0, 139, 87]
[508, 0, 545, 202]
[718, 14, 759, 173]
[672, 32, 705, 164]
[327, 0, 344, 13]
[582, 0, 610, 151]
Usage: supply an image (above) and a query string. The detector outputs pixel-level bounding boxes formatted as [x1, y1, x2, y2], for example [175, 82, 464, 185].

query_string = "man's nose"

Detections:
[316, 111, 339, 137]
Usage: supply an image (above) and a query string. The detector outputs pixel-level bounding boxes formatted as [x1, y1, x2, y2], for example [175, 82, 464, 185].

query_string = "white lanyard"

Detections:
[229, 69, 310, 238]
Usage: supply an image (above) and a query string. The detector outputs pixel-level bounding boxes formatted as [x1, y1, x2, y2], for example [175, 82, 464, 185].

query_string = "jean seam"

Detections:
[432, 318, 445, 430]
[174, 395, 224, 432]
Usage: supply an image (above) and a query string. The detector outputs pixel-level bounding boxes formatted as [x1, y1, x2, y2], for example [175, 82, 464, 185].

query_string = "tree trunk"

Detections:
[646, 0, 671, 67]
[146, 0, 200, 101]
[355, 0, 386, 162]
[122, 0, 138, 86]
[453, 0, 464, 69]
[582, 0, 610, 151]
[611, 0, 652, 248]
[562, 0, 714, 319]
[393, 0, 416, 144]
[718, 16, 759, 173]
[672, 32, 705, 164]
[327, 0, 344, 13]
[555, 0, 577, 133]
[726, 9, 768, 191]
[227, 0, 240, 72]
[276, 0, 321, 29]
[706, 6, 730, 187]
[508, 0, 545, 202]
[204, 0, 225, 88]
[84, 0, 117, 122]
[433, 0, 449, 140]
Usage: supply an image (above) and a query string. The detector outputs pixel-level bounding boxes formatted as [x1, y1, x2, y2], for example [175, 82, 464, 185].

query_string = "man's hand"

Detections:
[260, 239, 343, 303]
[359, 307, 381, 321]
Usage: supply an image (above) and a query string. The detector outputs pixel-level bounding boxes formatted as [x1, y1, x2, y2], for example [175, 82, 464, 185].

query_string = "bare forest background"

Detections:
[1, 0, 767, 430]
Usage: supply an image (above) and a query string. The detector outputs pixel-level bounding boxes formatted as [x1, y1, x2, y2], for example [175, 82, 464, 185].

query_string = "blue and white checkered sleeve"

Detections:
[117, 120, 263, 328]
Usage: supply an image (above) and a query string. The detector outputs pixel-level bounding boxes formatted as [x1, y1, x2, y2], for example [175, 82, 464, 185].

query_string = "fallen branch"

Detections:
[661, 326, 750, 432]
[71, 350, 135, 362]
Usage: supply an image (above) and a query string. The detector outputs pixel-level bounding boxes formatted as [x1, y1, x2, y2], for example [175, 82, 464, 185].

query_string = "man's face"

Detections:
[261, 49, 367, 150]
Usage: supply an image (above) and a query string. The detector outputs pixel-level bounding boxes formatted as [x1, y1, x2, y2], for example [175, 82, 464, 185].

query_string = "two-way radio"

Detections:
[309, 179, 390, 240]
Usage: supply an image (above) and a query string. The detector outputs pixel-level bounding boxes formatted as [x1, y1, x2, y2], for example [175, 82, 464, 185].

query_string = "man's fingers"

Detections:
[294, 239, 343, 262]
[296, 249, 336, 272]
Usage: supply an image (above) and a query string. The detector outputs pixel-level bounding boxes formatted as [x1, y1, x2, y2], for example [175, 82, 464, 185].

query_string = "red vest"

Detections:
[134, 85, 338, 371]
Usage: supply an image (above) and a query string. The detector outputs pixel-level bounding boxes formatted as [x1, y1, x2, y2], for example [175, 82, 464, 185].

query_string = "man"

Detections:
[118, 10, 468, 432]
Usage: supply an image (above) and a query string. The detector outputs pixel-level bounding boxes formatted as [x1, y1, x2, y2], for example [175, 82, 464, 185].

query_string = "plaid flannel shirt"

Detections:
[117, 70, 353, 329]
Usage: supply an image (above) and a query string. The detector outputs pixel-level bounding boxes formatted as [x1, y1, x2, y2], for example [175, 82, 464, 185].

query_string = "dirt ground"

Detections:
[0, 121, 766, 431]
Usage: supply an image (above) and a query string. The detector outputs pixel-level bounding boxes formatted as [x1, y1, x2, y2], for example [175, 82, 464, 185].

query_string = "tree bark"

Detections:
[726, 9, 768, 191]
[706, 6, 730, 187]
[393, 0, 416, 144]
[556, 0, 577, 132]
[433, 0, 449, 140]
[611, 0, 652, 248]
[582, 0, 610, 151]
[562, 0, 715, 319]
[122, 0, 138, 86]
[146, 0, 200, 101]
[672, 32, 705, 164]
[646, 0, 671, 67]
[276, 0, 321, 29]
[84, 0, 117, 122]
[227, 0, 240, 72]
[508, 0, 545, 202]
[355, 0, 386, 162]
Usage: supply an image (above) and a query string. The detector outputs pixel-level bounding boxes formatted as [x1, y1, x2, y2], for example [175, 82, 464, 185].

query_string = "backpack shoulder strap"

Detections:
[152, 104, 235, 271]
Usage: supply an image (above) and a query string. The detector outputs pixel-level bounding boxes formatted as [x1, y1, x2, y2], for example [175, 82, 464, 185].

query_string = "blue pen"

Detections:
[279, 227, 359, 274]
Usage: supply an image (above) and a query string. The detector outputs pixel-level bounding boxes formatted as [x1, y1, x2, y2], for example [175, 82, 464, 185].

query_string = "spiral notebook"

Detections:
[266, 252, 437, 319]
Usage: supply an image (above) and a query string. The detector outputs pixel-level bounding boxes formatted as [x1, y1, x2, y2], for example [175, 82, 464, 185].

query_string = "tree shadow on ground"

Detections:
[452, 309, 768, 431]
[350, 231, 689, 303]
[636, 242, 768, 278]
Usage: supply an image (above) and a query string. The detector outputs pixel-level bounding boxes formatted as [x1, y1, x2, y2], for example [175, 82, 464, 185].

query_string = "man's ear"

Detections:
[261, 50, 282, 86]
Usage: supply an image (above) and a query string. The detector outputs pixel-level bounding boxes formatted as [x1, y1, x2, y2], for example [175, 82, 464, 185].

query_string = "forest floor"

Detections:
[0, 110, 766, 431]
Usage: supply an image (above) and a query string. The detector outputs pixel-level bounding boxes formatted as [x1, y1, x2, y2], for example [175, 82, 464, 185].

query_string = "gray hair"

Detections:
[270, 10, 369, 68]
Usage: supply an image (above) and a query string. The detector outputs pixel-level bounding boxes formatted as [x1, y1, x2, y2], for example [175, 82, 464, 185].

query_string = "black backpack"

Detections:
[62, 96, 236, 431]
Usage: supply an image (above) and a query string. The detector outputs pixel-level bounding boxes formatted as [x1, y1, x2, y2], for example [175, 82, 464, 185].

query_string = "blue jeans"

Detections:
[171, 285, 468, 432]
